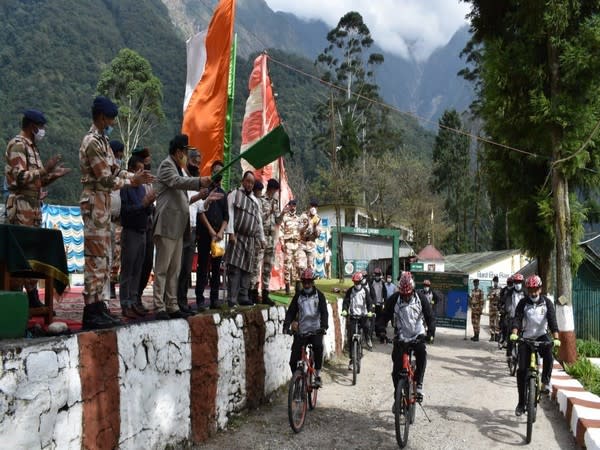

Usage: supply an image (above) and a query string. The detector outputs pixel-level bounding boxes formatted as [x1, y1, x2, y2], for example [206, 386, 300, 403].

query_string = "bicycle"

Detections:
[287, 331, 322, 433]
[507, 339, 518, 376]
[394, 338, 421, 449]
[348, 314, 367, 386]
[517, 337, 554, 444]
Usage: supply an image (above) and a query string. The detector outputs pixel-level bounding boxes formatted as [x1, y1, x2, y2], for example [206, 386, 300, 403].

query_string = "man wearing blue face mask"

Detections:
[79, 96, 154, 329]
[283, 268, 329, 388]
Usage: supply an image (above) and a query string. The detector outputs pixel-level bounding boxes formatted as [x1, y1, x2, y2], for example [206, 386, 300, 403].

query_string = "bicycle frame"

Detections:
[400, 347, 417, 407]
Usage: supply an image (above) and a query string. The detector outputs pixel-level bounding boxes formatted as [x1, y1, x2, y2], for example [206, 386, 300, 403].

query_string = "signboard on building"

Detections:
[343, 259, 369, 276]
[413, 271, 469, 330]
[410, 262, 424, 271]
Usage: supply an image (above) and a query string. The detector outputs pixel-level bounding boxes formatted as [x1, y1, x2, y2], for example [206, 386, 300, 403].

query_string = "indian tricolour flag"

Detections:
[182, 0, 236, 176]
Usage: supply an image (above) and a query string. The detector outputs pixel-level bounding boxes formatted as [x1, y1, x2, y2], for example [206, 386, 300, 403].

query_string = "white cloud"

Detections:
[264, 0, 470, 60]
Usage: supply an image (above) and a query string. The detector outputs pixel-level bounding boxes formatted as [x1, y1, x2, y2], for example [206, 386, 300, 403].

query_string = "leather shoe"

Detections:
[155, 311, 170, 320]
[132, 304, 147, 316]
[122, 307, 139, 319]
[168, 310, 192, 319]
[179, 303, 193, 313]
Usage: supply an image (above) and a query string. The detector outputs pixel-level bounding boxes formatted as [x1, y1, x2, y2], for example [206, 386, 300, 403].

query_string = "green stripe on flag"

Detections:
[241, 124, 292, 168]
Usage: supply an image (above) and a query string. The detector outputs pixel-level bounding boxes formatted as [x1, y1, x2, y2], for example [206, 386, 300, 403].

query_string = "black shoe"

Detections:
[27, 289, 45, 308]
[470, 334, 479, 342]
[314, 376, 322, 388]
[155, 311, 170, 320]
[178, 303, 193, 314]
[489, 334, 495, 342]
[262, 289, 275, 306]
[515, 404, 525, 416]
[169, 310, 192, 319]
[248, 288, 259, 304]
[366, 336, 373, 350]
[82, 303, 116, 330]
[99, 302, 121, 325]
[110, 283, 117, 299]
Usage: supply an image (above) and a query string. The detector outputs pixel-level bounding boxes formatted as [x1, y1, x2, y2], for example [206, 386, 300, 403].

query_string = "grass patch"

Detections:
[270, 279, 352, 304]
[576, 338, 600, 358]
[564, 357, 600, 396]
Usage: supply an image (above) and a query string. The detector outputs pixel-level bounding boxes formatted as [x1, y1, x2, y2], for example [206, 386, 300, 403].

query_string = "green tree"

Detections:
[432, 110, 473, 253]
[463, 0, 600, 362]
[314, 11, 388, 166]
[97, 48, 165, 161]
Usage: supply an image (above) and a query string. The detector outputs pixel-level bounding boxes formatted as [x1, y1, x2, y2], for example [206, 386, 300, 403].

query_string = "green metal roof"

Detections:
[444, 249, 522, 274]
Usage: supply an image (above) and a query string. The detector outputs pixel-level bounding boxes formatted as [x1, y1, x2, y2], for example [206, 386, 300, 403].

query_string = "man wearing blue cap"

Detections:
[5, 109, 71, 307]
[79, 96, 154, 330]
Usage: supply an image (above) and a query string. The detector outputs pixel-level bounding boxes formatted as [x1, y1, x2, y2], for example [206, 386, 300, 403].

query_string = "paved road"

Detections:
[193, 327, 578, 450]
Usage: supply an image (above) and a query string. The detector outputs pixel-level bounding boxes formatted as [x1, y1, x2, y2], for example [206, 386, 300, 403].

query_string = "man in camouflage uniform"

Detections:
[280, 199, 305, 295]
[469, 278, 484, 341]
[4, 109, 70, 307]
[79, 96, 153, 330]
[487, 275, 502, 342]
[299, 200, 321, 270]
[250, 178, 282, 305]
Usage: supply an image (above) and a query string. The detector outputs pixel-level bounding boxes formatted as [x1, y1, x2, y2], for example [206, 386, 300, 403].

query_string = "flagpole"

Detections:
[222, 33, 237, 191]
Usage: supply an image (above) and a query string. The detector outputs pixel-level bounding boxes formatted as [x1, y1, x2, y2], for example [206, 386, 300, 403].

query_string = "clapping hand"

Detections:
[132, 170, 155, 186]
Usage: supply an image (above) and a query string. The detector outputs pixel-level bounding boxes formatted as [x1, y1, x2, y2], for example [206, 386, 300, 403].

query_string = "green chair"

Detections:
[0, 291, 28, 339]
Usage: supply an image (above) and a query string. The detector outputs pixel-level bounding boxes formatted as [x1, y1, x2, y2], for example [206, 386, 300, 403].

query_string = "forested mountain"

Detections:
[1, 0, 455, 205]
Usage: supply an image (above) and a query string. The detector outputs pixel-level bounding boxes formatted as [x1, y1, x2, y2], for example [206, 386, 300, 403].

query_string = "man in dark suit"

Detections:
[152, 134, 216, 320]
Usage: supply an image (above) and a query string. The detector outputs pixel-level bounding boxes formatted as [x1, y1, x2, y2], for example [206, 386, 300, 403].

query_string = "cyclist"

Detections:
[498, 276, 514, 346]
[341, 272, 374, 367]
[505, 273, 525, 363]
[369, 267, 387, 342]
[378, 271, 435, 404]
[509, 275, 560, 416]
[283, 268, 329, 388]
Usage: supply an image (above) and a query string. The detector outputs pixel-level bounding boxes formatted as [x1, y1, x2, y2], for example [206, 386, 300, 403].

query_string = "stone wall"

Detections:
[0, 300, 345, 449]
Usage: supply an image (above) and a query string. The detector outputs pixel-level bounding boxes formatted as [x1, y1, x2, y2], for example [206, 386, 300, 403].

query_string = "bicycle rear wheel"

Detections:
[288, 371, 307, 433]
[395, 378, 410, 448]
[526, 376, 536, 443]
[352, 340, 358, 385]
[409, 379, 416, 424]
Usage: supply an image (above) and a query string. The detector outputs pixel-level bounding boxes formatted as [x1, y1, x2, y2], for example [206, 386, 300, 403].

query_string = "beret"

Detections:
[23, 109, 47, 125]
[288, 199, 297, 205]
[109, 140, 125, 153]
[253, 180, 264, 191]
[310, 199, 319, 207]
[92, 96, 118, 118]
[132, 146, 150, 158]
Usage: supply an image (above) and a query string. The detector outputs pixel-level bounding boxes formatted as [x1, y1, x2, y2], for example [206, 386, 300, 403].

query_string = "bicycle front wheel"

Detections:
[526, 376, 536, 443]
[308, 369, 318, 410]
[395, 378, 411, 448]
[352, 340, 358, 385]
[288, 371, 307, 433]
[509, 347, 518, 377]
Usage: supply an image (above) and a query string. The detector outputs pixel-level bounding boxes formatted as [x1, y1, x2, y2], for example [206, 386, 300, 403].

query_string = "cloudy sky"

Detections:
[264, 0, 471, 61]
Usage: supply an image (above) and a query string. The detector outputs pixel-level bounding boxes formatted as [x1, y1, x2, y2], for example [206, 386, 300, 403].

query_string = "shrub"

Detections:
[564, 357, 600, 396]
[576, 339, 600, 358]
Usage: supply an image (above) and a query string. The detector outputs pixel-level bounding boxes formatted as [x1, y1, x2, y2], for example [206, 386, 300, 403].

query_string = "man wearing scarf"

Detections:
[224, 171, 265, 307]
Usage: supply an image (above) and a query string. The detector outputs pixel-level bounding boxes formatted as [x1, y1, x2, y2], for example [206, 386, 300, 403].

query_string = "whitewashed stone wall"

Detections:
[263, 306, 293, 396]
[215, 314, 247, 429]
[116, 320, 191, 450]
[0, 336, 81, 450]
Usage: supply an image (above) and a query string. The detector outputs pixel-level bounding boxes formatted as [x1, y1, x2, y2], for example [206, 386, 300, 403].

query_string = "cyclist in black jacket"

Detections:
[509, 275, 560, 416]
[378, 271, 435, 403]
[283, 268, 329, 387]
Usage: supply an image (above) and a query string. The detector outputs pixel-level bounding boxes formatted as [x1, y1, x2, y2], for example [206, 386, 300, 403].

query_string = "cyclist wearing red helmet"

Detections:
[504, 273, 525, 361]
[377, 271, 435, 403]
[283, 268, 329, 387]
[509, 275, 560, 416]
[341, 271, 374, 368]
[498, 276, 515, 345]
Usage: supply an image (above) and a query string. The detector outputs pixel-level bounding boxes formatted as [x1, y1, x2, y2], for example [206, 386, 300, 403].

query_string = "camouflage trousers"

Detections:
[7, 194, 41, 292]
[301, 240, 317, 269]
[471, 310, 482, 334]
[283, 240, 306, 284]
[488, 303, 500, 335]
[110, 222, 122, 284]
[81, 190, 112, 304]
[251, 242, 275, 288]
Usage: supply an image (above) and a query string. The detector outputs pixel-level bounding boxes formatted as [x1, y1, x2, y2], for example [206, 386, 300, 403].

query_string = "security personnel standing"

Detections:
[469, 278, 484, 341]
[299, 200, 321, 270]
[5, 109, 71, 307]
[79, 96, 153, 330]
[280, 199, 305, 294]
[487, 276, 502, 342]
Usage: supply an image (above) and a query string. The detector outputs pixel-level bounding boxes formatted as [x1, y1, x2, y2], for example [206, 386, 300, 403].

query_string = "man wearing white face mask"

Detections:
[504, 273, 525, 362]
[5, 109, 71, 307]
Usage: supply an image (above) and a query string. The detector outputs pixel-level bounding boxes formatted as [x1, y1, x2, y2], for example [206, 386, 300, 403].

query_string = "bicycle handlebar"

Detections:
[293, 330, 326, 338]
[517, 337, 554, 349]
